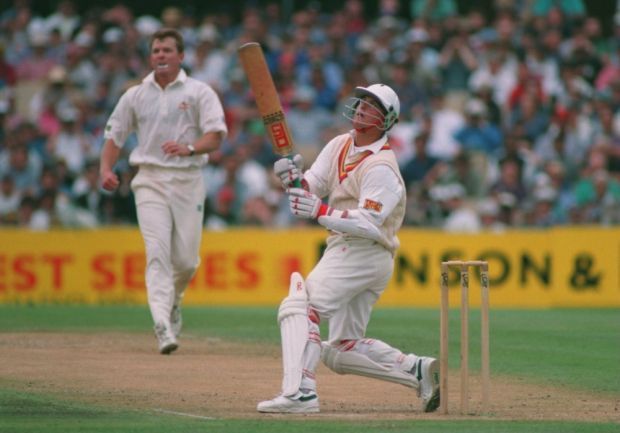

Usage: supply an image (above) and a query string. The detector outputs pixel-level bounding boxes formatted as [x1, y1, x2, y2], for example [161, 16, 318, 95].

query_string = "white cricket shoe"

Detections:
[257, 391, 319, 413]
[415, 356, 440, 412]
[154, 322, 178, 355]
[170, 304, 182, 338]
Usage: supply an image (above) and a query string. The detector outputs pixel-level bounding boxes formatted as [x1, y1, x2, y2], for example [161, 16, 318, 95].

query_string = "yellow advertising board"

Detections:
[0, 227, 618, 307]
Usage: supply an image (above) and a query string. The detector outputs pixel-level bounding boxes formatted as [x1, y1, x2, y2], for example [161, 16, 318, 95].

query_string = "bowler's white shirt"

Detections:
[104, 69, 227, 168]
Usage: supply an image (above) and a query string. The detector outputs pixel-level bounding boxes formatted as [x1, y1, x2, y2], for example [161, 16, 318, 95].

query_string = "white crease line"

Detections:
[153, 408, 216, 420]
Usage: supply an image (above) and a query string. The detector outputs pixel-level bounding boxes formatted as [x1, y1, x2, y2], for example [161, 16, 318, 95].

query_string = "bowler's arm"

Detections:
[194, 130, 224, 154]
[99, 139, 122, 191]
[162, 130, 225, 157]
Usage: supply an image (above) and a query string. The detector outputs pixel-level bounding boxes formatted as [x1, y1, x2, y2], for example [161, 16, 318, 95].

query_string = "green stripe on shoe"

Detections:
[298, 394, 317, 402]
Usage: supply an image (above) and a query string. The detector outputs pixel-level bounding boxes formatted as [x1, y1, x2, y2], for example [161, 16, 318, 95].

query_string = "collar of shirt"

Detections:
[348, 131, 388, 155]
[142, 68, 188, 87]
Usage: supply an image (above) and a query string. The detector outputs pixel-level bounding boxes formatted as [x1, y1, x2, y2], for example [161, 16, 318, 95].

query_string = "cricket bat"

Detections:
[237, 42, 301, 187]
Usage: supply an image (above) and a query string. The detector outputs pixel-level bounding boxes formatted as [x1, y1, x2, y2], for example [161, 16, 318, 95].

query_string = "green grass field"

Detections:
[1, 305, 618, 433]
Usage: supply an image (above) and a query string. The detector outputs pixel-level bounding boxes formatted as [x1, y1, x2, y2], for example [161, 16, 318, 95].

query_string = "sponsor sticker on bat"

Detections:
[270, 122, 291, 150]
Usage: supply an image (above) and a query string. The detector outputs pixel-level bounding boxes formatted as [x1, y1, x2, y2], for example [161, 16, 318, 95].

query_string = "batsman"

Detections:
[258, 83, 440, 413]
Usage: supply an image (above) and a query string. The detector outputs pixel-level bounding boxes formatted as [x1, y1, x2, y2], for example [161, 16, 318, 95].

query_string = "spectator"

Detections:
[410, 0, 458, 21]
[0, 99, 11, 145]
[342, 0, 367, 37]
[432, 182, 481, 232]
[562, 24, 603, 86]
[190, 24, 229, 93]
[205, 184, 237, 230]
[455, 98, 503, 155]
[388, 104, 421, 169]
[388, 61, 428, 121]
[2, 2, 35, 66]
[241, 119, 277, 168]
[64, 40, 99, 102]
[106, 165, 137, 225]
[591, 98, 618, 147]
[45, 27, 68, 65]
[46, 106, 96, 176]
[73, 159, 103, 220]
[453, 98, 503, 197]
[45, 0, 80, 42]
[540, 159, 575, 223]
[527, 184, 559, 227]
[595, 45, 620, 92]
[402, 27, 440, 89]
[0, 135, 42, 196]
[0, 43, 17, 111]
[507, 62, 546, 112]
[477, 197, 506, 232]
[529, 1, 586, 20]
[572, 169, 620, 224]
[507, 91, 549, 143]
[556, 58, 594, 106]
[438, 20, 478, 93]
[425, 89, 465, 160]
[0, 174, 21, 224]
[490, 157, 528, 207]
[524, 41, 563, 100]
[206, 151, 244, 225]
[16, 195, 41, 229]
[30, 190, 56, 230]
[28, 65, 77, 136]
[533, 103, 593, 179]
[297, 37, 344, 107]
[286, 85, 332, 165]
[51, 158, 75, 196]
[468, 39, 518, 112]
[34, 162, 93, 228]
[306, 63, 341, 112]
[14, 120, 47, 162]
[15, 24, 59, 82]
[401, 129, 441, 188]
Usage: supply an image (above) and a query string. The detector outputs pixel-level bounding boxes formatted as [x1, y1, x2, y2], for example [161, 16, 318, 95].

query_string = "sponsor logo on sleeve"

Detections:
[363, 199, 383, 213]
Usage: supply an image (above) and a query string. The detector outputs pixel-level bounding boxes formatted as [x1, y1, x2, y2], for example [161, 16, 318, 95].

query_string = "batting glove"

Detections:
[274, 154, 303, 189]
[287, 188, 329, 219]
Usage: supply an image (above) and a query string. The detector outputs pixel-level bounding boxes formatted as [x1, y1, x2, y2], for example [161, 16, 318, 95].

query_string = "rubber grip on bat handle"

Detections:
[287, 154, 302, 188]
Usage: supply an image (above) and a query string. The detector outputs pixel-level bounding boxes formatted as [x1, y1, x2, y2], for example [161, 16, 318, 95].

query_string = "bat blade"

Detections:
[237, 42, 295, 157]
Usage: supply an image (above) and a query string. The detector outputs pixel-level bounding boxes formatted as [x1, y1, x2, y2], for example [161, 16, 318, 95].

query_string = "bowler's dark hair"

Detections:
[150, 28, 184, 53]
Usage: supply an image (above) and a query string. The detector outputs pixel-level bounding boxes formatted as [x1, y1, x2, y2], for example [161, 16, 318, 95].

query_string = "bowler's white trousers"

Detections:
[306, 236, 394, 344]
[131, 165, 205, 327]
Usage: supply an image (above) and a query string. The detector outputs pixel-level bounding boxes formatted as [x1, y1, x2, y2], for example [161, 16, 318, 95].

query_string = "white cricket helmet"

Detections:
[344, 83, 400, 131]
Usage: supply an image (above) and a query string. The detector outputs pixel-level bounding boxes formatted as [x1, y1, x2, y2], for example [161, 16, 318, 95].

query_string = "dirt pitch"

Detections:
[2, 332, 619, 422]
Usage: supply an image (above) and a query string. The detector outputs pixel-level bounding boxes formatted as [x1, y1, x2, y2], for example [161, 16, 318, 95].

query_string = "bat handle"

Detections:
[287, 154, 303, 188]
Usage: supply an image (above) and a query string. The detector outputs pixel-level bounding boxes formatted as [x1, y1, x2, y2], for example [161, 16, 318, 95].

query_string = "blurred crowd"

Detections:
[1, 0, 620, 232]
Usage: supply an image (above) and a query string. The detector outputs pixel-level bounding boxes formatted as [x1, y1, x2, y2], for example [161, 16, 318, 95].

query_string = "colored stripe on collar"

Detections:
[337, 138, 391, 182]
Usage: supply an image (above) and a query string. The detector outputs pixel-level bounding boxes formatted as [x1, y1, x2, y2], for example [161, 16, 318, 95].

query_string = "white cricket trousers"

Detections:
[306, 236, 394, 344]
[131, 165, 206, 327]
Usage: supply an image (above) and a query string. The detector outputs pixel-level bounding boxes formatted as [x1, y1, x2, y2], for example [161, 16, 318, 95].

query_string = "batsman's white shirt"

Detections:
[304, 132, 406, 344]
[104, 69, 227, 326]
